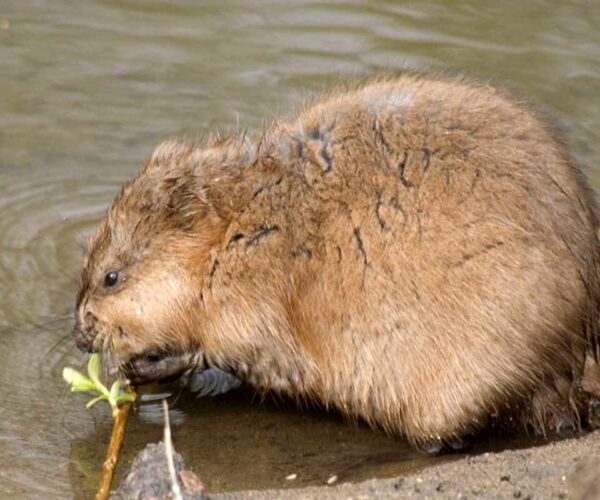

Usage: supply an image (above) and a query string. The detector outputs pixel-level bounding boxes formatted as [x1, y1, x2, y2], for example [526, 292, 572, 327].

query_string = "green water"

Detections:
[0, 0, 598, 497]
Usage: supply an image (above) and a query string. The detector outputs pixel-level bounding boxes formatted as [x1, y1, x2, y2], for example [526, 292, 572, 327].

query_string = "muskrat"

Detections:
[73, 74, 600, 449]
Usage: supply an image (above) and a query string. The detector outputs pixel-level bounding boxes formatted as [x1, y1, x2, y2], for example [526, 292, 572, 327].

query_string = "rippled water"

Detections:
[1, 0, 598, 498]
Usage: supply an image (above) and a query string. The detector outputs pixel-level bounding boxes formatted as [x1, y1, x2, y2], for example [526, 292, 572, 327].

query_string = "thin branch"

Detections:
[162, 399, 183, 500]
[95, 399, 134, 500]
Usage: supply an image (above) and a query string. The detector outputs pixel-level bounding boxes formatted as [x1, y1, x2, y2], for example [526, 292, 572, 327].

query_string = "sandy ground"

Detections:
[212, 431, 600, 500]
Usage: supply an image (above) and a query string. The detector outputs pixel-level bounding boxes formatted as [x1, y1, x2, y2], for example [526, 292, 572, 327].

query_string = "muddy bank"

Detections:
[210, 431, 600, 499]
[116, 431, 600, 499]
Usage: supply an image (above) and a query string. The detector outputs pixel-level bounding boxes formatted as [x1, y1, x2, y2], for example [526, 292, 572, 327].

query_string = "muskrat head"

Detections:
[72, 140, 230, 384]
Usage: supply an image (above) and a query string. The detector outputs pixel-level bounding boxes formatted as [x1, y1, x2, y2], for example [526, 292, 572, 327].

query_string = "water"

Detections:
[0, 0, 598, 497]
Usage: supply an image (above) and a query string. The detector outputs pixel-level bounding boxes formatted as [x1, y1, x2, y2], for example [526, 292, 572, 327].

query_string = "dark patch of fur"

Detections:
[247, 225, 280, 247]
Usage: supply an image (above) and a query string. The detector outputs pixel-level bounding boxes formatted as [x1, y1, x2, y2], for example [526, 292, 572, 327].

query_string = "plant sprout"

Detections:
[63, 353, 135, 411]
[63, 353, 136, 500]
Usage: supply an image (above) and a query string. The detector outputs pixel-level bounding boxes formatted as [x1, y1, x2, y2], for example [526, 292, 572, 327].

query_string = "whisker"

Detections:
[107, 336, 129, 387]
[102, 335, 114, 380]
[56, 349, 89, 440]
[26, 316, 73, 338]
[31, 313, 73, 328]
[38, 342, 78, 382]
[168, 383, 187, 408]
[41, 332, 74, 365]
[123, 359, 136, 382]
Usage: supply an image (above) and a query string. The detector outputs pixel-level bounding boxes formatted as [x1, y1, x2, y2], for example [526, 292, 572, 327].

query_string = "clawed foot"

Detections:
[419, 436, 471, 455]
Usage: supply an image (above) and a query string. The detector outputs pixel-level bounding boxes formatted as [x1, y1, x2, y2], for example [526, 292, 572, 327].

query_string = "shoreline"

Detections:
[212, 430, 600, 499]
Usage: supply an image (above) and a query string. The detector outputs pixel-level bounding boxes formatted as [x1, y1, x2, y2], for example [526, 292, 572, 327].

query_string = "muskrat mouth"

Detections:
[124, 350, 204, 386]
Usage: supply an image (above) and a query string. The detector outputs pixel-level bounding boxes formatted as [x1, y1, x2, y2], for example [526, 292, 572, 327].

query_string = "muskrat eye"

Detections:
[104, 271, 119, 288]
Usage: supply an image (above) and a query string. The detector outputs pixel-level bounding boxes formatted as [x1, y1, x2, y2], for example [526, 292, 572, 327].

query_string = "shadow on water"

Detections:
[67, 386, 440, 495]
[66, 380, 580, 496]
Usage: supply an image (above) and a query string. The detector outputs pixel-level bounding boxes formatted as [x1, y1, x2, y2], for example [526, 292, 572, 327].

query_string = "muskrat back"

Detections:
[73, 74, 600, 449]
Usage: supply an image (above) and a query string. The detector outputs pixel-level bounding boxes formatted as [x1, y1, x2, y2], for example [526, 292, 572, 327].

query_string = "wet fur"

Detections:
[75, 74, 600, 447]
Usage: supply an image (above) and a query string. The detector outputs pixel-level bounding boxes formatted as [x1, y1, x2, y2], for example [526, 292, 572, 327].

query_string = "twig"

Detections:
[95, 398, 134, 500]
[162, 399, 183, 500]
[63, 356, 137, 500]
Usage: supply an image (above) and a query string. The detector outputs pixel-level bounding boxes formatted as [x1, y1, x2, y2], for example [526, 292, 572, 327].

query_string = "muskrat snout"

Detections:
[71, 317, 97, 353]
[124, 351, 204, 386]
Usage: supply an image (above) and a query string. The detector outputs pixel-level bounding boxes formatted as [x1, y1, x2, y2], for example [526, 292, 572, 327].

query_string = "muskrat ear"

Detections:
[149, 139, 194, 166]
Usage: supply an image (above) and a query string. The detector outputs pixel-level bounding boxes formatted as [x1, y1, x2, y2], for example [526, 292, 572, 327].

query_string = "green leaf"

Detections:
[85, 394, 106, 409]
[87, 354, 101, 385]
[108, 380, 121, 409]
[116, 392, 136, 404]
[87, 354, 109, 395]
[63, 367, 96, 392]
[63, 354, 136, 413]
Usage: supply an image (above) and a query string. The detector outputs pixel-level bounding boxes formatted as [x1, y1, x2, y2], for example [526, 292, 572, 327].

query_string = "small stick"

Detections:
[162, 399, 183, 500]
[95, 397, 134, 500]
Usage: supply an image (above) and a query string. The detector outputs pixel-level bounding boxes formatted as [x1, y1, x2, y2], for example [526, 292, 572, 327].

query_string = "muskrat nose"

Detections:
[72, 325, 95, 352]
[72, 310, 98, 353]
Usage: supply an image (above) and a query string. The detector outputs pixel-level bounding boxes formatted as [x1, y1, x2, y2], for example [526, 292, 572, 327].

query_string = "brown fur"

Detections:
[73, 74, 600, 447]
